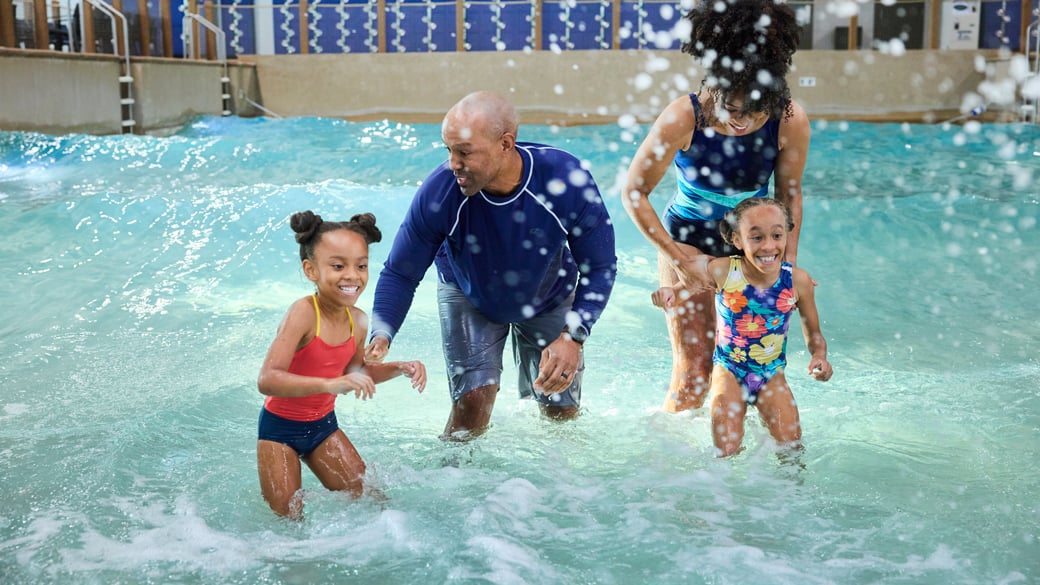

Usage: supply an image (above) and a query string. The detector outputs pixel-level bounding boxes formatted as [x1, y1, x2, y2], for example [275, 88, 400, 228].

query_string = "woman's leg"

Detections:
[752, 371, 802, 449]
[658, 249, 715, 412]
[257, 439, 304, 518]
[709, 364, 748, 457]
[304, 429, 367, 497]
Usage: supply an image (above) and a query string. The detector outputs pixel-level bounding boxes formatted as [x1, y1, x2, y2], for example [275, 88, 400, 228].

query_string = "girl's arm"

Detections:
[774, 100, 810, 266]
[353, 309, 426, 392]
[793, 268, 832, 381]
[257, 297, 368, 397]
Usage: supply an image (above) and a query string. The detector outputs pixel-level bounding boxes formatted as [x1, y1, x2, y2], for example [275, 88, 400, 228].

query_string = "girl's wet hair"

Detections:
[719, 197, 794, 244]
[290, 210, 382, 262]
[681, 0, 800, 120]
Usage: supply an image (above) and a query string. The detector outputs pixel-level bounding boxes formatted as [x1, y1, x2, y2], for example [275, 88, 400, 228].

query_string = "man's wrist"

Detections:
[561, 324, 589, 345]
[368, 330, 394, 347]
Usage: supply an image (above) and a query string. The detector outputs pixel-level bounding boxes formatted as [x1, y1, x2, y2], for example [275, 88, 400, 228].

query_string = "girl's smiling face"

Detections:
[303, 229, 369, 306]
[732, 204, 788, 275]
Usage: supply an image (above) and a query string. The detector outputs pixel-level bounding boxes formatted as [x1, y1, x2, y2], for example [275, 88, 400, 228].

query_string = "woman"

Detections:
[622, 0, 810, 413]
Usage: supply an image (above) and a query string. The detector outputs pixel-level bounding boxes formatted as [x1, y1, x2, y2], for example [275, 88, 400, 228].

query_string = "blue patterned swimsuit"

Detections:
[712, 257, 797, 403]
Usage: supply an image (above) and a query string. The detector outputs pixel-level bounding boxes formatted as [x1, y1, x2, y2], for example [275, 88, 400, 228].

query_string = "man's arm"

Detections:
[368, 175, 449, 347]
[564, 173, 618, 337]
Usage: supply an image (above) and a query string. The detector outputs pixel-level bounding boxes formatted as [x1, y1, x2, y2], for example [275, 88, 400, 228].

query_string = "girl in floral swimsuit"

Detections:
[652, 198, 832, 457]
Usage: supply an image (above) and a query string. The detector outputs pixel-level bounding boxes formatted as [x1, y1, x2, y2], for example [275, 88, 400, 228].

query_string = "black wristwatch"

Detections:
[562, 325, 589, 345]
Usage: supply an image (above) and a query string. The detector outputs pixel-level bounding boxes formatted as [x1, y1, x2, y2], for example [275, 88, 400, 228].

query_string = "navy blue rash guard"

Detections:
[370, 142, 617, 343]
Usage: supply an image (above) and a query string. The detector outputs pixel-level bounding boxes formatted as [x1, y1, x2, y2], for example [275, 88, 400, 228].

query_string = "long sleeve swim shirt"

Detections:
[371, 142, 617, 342]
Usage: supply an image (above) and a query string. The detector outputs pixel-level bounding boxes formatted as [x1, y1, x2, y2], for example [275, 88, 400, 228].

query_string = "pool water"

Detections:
[0, 117, 1038, 584]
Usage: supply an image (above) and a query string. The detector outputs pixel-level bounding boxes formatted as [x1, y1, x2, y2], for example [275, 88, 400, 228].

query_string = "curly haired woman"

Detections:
[622, 0, 810, 414]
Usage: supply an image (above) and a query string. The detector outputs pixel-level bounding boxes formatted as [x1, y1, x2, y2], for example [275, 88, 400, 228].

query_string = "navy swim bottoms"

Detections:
[257, 408, 339, 457]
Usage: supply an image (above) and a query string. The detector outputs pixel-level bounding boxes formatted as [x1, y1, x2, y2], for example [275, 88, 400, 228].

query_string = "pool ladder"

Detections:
[80, 0, 136, 133]
[1024, 12, 1040, 123]
[182, 12, 233, 117]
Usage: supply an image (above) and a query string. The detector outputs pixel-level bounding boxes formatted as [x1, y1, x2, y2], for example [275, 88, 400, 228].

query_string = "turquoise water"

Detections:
[1, 117, 1038, 584]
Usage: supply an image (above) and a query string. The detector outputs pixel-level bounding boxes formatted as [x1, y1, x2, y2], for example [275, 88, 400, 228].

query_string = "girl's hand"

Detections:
[328, 372, 376, 400]
[398, 360, 426, 393]
[808, 357, 833, 382]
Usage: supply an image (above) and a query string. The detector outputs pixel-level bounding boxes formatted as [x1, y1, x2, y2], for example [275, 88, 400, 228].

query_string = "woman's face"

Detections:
[713, 94, 770, 136]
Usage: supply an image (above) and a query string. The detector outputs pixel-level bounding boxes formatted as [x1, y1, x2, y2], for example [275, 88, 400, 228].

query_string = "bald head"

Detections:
[443, 91, 519, 142]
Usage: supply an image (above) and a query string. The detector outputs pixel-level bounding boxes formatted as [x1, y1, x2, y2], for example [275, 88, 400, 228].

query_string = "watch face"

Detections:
[568, 326, 588, 343]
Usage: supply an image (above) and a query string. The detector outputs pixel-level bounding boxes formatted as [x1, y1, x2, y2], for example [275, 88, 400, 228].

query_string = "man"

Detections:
[364, 91, 617, 440]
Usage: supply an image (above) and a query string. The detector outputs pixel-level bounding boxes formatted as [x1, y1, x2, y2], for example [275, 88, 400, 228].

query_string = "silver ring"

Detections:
[560, 372, 569, 379]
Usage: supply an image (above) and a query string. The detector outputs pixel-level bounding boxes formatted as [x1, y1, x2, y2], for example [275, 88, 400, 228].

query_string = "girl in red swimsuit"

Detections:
[256, 210, 426, 518]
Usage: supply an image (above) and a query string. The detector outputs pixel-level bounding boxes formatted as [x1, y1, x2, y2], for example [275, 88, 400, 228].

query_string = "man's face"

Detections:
[441, 113, 507, 197]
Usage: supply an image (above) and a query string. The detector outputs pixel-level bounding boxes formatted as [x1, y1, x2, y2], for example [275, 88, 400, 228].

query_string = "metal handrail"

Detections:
[1026, 15, 1039, 123]
[79, 0, 131, 74]
[183, 12, 233, 116]
[78, 0, 135, 130]
[182, 12, 228, 70]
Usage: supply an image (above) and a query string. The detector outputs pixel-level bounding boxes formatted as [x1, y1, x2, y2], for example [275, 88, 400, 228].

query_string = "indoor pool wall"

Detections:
[0, 47, 1023, 135]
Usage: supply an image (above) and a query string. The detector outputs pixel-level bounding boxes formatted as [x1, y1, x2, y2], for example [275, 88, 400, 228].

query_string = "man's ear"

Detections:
[500, 131, 516, 151]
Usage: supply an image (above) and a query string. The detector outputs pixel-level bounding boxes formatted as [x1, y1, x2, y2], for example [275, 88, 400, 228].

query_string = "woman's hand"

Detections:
[651, 287, 676, 309]
[673, 252, 716, 291]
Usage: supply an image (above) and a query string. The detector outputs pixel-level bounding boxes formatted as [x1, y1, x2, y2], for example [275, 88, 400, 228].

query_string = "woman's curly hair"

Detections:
[681, 0, 801, 120]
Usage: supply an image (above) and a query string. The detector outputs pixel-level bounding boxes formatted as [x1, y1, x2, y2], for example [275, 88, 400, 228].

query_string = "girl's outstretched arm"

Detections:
[352, 308, 426, 392]
[364, 361, 427, 392]
[793, 268, 832, 381]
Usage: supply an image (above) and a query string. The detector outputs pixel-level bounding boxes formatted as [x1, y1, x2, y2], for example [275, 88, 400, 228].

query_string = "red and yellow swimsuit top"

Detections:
[264, 294, 356, 422]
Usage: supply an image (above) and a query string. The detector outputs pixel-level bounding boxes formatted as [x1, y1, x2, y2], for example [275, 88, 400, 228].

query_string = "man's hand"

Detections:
[533, 334, 582, 394]
[364, 335, 390, 363]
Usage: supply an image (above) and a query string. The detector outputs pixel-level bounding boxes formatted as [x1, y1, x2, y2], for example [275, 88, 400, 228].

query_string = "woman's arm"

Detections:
[774, 100, 810, 266]
[622, 96, 699, 282]
[651, 255, 728, 309]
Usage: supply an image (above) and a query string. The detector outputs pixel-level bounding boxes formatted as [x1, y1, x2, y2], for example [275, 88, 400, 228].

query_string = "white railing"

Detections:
[80, 0, 136, 131]
[182, 11, 232, 116]
[1025, 13, 1039, 123]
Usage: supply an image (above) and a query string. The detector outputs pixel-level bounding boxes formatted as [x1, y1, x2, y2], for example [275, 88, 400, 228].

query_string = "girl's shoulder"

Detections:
[790, 266, 816, 291]
[279, 295, 320, 344]
[348, 305, 369, 329]
[287, 295, 317, 318]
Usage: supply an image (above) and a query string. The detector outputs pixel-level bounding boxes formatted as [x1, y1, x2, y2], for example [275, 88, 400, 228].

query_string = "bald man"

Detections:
[365, 91, 617, 440]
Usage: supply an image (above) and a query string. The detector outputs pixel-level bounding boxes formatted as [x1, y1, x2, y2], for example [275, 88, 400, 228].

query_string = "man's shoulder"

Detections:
[518, 142, 579, 161]
[517, 142, 587, 181]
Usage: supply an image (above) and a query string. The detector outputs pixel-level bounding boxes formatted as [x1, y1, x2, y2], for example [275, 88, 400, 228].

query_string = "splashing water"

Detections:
[0, 116, 1038, 584]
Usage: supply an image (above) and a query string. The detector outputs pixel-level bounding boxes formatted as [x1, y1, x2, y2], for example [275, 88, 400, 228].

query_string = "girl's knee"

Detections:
[266, 489, 303, 519]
